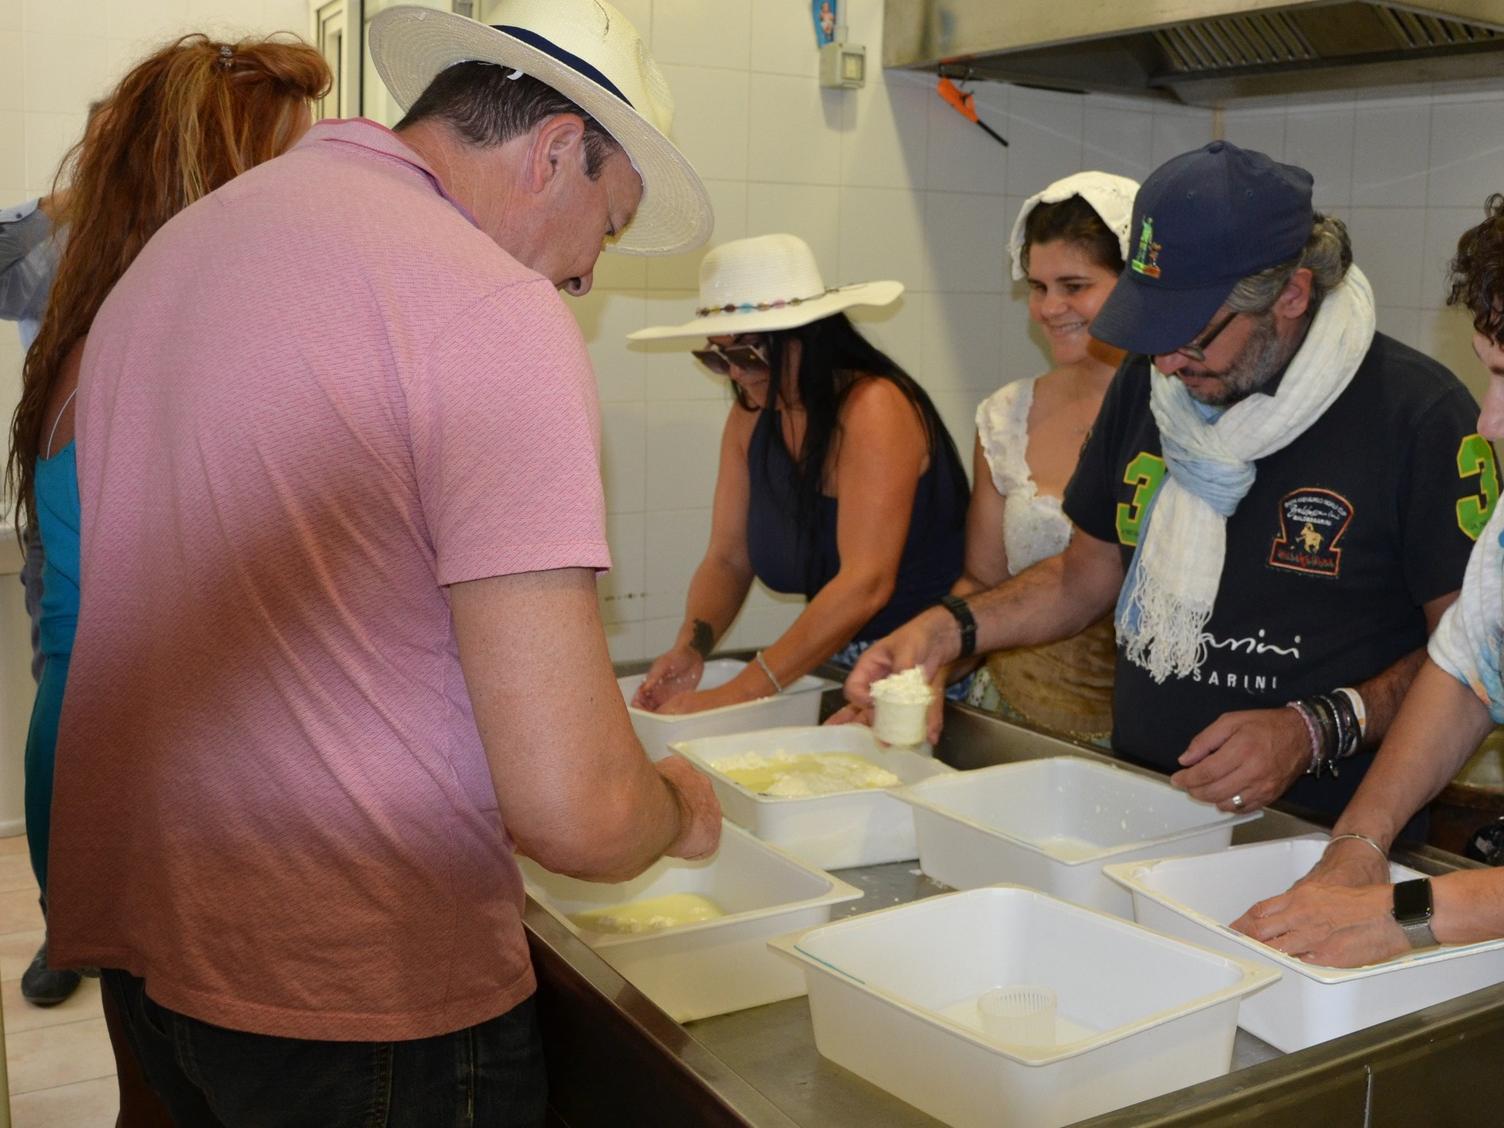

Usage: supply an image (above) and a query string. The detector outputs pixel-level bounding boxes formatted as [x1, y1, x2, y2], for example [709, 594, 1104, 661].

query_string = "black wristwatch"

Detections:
[1392, 878, 1438, 949]
[938, 595, 977, 659]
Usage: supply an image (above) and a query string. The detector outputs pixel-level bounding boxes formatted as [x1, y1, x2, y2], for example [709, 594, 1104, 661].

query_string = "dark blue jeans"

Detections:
[101, 971, 546, 1127]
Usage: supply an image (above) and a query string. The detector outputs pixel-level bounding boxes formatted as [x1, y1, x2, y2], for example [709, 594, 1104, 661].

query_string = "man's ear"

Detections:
[523, 113, 588, 194]
[1274, 266, 1314, 322]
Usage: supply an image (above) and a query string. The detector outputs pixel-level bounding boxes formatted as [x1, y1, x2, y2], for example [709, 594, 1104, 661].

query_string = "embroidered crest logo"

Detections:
[1130, 216, 1162, 279]
[1269, 488, 1353, 578]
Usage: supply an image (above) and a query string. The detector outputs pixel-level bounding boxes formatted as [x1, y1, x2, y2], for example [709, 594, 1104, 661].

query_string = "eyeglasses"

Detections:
[1173, 309, 1240, 362]
[691, 339, 770, 376]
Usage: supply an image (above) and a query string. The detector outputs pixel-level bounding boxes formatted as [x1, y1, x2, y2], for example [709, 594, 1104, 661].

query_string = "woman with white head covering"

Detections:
[959, 171, 1139, 742]
[628, 234, 969, 714]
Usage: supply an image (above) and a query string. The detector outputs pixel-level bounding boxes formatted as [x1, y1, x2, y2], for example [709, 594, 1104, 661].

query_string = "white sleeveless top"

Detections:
[975, 376, 1074, 575]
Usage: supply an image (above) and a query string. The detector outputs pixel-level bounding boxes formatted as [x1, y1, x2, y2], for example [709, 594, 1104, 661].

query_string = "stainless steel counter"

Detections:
[533, 675, 1504, 1127]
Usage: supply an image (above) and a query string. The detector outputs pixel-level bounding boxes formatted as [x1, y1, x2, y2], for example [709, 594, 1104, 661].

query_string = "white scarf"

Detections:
[1116, 265, 1377, 682]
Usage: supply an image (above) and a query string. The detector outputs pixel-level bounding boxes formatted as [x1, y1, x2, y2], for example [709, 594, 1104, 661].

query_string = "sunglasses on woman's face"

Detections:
[691, 339, 770, 376]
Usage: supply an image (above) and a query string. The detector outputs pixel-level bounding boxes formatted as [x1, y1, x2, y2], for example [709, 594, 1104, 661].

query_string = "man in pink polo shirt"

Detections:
[45, 4, 720, 1122]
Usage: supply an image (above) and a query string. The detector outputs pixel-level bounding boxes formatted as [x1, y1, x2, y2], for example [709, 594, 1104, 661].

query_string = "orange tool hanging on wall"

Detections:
[936, 76, 1009, 148]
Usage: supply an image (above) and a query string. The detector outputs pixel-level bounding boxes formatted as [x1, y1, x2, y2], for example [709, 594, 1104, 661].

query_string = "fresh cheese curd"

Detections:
[714, 750, 901, 797]
[570, 893, 726, 935]
[870, 665, 934, 745]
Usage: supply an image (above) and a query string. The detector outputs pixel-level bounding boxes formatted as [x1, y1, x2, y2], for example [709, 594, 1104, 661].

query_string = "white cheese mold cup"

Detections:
[870, 666, 933, 746]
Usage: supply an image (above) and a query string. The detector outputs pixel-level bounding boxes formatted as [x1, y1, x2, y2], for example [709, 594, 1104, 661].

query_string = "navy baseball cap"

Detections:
[1092, 141, 1314, 357]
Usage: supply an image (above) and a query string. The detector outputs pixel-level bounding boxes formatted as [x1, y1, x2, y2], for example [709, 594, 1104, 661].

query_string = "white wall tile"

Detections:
[1351, 102, 1430, 208]
[1376, 306, 1422, 355]
[651, 0, 751, 70]
[601, 400, 646, 514]
[22, 32, 111, 113]
[746, 72, 843, 186]
[1347, 207, 1427, 310]
[641, 290, 730, 400]
[921, 291, 1005, 397]
[599, 512, 647, 624]
[0, 30, 20, 110]
[571, 290, 647, 404]
[839, 75, 928, 190]
[1428, 97, 1504, 210]
[0, 0, 19, 31]
[1004, 86, 1084, 198]
[644, 508, 713, 621]
[656, 65, 750, 183]
[745, 182, 841, 278]
[920, 190, 1008, 295]
[1419, 305, 1487, 402]
[1282, 108, 1354, 210]
[604, 619, 646, 662]
[925, 79, 1007, 195]
[643, 398, 729, 510]
[0, 112, 23, 189]
[24, 0, 107, 37]
[848, 291, 922, 373]
[929, 388, 987, 467]
[1149, 108, 1214, 171]
[24, 113, 85, 196]
[749, 0, 820, 78]
[592, 248, 649, 291]
[837, 187, 925, 293]
[1082, 106, 1154, 183]
[645, 178, 746, 290]
[643, 614, 683, 657]
[260, 0, 309, 35]
[184, 0, 260, 37]
[1421, 207, 1483, 310]
[1219, 109, 1284, 159]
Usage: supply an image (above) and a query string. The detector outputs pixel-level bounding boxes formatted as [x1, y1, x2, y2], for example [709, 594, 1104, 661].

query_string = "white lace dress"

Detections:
[966, 376, 1116, 740]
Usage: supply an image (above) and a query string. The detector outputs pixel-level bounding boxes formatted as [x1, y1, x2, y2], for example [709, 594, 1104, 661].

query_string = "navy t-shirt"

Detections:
[1063, 333, 1496, 821]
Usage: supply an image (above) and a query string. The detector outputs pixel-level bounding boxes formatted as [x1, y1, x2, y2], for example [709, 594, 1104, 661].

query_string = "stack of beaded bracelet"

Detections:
[1287, 688, 1366, 779]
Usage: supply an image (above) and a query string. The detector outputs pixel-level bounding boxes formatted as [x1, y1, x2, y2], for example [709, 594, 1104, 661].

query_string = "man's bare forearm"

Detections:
[967, 535, 1122, 655]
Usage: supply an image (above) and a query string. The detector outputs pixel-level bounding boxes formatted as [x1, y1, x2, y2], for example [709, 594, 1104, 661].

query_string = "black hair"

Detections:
[746, 313, 969, 595]
[1448, 193, 1504, 344]
[396, 61, 619, 178]
[1020, 194, 1125, 275]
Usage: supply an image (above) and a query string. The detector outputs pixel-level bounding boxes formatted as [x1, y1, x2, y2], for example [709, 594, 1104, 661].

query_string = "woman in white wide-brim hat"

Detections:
[627, 233, 969, 714]
[953, 171, 1138, 744]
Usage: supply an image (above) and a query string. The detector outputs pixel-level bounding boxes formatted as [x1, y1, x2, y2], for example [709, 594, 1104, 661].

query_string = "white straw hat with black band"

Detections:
[368, 1, 712, 256]
[628, 233, 903, 341]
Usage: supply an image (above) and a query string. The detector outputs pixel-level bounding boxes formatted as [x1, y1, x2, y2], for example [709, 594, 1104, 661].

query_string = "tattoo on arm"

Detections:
[689, 619, 714, 659]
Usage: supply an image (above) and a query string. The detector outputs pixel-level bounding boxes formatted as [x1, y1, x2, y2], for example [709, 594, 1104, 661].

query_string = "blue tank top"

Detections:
[34, 441, 80, 659]
[745, 405, 966, 642]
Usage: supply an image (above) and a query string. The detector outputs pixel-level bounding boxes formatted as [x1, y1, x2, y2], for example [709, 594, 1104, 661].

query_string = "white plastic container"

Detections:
[1106, 835, 1504, 1052]
[520, 822, 861, 1022]
[618, 658, 836, 760]
[895, 756, 1260, 917]
[770, 886, 1277, 1128]
[669, 725, 954, 869]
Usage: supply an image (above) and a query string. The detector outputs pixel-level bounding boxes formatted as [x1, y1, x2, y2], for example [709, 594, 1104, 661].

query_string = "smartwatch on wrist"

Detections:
[1392, 878, 1438, 949]
[937, 595, 977, 659]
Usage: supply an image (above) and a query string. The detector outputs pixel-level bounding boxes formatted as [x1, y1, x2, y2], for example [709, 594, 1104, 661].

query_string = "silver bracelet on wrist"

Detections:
[1328, 832, 1388, 863]
[753, 650, 783, 695]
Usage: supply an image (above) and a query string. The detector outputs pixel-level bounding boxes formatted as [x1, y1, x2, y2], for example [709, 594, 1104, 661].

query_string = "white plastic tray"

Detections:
[619, 658, 836, 760]
[770, 886, 1276, 1128]
[895, 756, 1260, 917]
[1106, 835, 1504, 1052]
[520, 822, 861, 1022]
[669, 725, 954, 869]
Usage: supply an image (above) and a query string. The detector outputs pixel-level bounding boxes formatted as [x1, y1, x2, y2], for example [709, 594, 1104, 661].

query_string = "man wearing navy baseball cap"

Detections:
[850, 141, 1494, 836]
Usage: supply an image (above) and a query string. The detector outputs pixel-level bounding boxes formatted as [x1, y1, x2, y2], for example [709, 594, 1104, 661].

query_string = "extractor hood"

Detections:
[883, 1, 1504, 105]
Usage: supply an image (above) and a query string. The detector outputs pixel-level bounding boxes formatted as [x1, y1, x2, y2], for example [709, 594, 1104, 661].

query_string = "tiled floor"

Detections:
[0, 833, 118, 1126]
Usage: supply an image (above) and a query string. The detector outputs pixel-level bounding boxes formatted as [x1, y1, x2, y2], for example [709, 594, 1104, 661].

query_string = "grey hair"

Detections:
[1224, 214, 1353, 319]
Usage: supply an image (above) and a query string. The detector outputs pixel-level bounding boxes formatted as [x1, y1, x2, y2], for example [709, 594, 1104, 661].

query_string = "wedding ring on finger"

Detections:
[1232, 794, 1246, 811]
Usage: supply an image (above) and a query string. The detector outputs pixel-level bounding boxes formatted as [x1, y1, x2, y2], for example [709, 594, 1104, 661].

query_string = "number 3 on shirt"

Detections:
[1116, 451, 1168, 547]
[1457, 433, 1500, 540]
